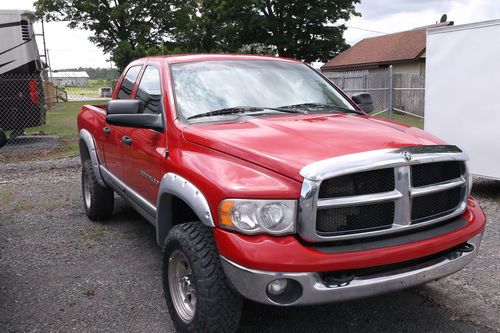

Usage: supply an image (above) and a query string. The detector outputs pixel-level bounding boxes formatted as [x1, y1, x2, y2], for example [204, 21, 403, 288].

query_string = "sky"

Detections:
[2, 0, 500, 69]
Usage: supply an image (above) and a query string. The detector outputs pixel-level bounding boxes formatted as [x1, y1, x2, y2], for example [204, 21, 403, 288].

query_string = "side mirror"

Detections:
[107, 99, 144, 115]
[351, 93, 374, 114]
[106, 113, 164, 132]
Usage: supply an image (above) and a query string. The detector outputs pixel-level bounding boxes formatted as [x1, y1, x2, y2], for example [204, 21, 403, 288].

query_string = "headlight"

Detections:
[219, 199, 296, 235]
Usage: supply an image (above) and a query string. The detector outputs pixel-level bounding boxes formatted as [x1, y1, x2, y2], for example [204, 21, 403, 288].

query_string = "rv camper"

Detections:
[0, 10, 45, 148]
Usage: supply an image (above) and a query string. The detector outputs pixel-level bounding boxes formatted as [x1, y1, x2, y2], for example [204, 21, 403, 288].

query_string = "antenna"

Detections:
[440, 14, 447, 23]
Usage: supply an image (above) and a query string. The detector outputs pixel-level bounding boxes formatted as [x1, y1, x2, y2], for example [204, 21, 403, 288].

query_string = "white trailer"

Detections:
[0, 10, 45, 147]
[0, 9, 42, 75]
[425, 19, 500, 180]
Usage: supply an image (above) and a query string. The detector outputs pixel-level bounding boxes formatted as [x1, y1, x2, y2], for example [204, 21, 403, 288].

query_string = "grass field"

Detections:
[58, 80, 114, 100]
[372, 111, 424, 129]
[64, 86, 111, 98]
[26, 101, 102, 158]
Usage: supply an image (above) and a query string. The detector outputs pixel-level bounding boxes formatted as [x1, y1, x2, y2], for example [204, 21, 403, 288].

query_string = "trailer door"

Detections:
[425, 19, 500, 180]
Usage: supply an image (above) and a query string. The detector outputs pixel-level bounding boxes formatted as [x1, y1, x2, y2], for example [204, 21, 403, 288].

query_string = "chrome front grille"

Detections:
[316, 201, 395, 234]
[318, 168, 395, 198]
[411, 161, 462, 187]
[411, 185, 463, 223]
[298, 145, 469, 243]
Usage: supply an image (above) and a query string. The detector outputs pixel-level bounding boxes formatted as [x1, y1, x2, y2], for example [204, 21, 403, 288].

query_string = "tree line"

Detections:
[54, 67, 120, 80]
[35, 0, 360, 71]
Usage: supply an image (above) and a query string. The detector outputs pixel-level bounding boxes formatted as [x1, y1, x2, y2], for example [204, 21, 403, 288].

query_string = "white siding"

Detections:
[393, 62, 425, 75]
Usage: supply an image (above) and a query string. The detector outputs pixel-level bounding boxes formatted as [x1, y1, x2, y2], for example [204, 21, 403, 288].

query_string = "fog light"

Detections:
[267, 279, 288, 296]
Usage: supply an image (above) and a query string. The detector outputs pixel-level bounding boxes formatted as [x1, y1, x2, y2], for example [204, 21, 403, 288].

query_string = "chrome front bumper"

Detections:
[221, 233, 483, 306]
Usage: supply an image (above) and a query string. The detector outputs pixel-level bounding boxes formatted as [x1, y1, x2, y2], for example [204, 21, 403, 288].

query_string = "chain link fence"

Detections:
[322, 67, 425, 120]
[45, 75, 116, 103]
[0, 73, 116, 163]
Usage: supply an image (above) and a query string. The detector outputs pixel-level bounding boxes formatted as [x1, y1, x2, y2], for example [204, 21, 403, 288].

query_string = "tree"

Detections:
[35, 0, 359, 69]
[167, 0, 243, 53]
[35, 0, 178, 70]
[229, 0, 360, 63]
[168, 0, 359, 62]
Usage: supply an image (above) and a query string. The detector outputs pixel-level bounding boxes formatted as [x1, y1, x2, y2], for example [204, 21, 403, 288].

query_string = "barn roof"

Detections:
[51, 71, 89, 78]
[322, 22, 452, 71]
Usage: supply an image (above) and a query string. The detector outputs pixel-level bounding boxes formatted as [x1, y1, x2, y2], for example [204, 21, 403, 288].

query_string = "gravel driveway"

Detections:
[0, 158, 498, 333]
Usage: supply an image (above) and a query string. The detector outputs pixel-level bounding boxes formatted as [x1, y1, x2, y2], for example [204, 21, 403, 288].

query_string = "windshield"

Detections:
[170, 60, 357, 121]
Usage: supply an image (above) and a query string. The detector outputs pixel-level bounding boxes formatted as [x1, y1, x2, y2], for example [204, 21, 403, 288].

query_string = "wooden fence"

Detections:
[322, 68, 425, 117]
[393, 73, 425, 116]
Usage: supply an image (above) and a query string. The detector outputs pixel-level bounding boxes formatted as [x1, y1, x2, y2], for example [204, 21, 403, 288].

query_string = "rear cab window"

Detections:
[135, 65, 162, 114]
[117, 65, 142, 99]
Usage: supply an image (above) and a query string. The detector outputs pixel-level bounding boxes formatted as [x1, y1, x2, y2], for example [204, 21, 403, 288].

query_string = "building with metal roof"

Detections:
[51, 71, 89, 87]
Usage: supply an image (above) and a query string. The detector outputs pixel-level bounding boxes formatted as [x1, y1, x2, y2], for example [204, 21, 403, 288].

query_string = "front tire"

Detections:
[81, 159, 114, 221]
[162, 223, 242, 333]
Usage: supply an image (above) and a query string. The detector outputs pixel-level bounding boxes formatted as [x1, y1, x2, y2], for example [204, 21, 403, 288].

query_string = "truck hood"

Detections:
[182, 114, 444, 181]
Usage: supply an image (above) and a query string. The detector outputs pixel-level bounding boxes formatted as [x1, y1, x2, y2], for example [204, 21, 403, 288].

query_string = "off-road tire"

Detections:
[0, 129, 6, 148]
[81, 159, 114, 221]
[162, 223, 242, 333]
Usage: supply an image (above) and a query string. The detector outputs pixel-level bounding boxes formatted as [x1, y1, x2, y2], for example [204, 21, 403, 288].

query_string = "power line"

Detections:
[345, 25, 388, 34]
[49, 49, 104, 53]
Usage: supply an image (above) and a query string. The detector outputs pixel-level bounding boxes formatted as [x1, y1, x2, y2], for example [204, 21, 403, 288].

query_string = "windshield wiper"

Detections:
[278, 103, 362, 114]
[187, 106, 303, 120]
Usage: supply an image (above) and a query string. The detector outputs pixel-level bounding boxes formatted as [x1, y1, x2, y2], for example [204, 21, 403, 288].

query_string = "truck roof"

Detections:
[131, 54, 301, 66]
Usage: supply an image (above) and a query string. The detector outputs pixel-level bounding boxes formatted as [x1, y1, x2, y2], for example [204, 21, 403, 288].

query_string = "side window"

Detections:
[135, 66, 162, 114]
[117, 65, 142, 99]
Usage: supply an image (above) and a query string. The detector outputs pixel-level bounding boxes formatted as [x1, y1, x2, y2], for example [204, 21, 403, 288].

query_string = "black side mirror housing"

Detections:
[106, 99, 164, 131]
[107, 99, 144, 115]
[106, 113, 164, 132]
[351, 93, 374, 114]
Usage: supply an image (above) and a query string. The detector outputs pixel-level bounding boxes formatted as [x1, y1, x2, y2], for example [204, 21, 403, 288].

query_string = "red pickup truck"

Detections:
[78, 54, 486, 333]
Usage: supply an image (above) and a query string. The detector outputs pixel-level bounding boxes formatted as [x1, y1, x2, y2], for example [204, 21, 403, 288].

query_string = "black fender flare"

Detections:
[156, 173, 214, 246]
[79, 129, 106, 187]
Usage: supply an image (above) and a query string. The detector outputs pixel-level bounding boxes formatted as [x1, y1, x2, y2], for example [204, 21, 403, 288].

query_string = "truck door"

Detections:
[102, 64, 142, 179]
[121, 64, 166, 204]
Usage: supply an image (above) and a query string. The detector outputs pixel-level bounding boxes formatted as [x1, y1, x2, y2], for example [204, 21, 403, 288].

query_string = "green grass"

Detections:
[89, 79, 113, 86]
[26, 100, 103, 158]
[64, 86, 108, 98]
[372, 111, 424, 129]
[54, 80, 113, 98]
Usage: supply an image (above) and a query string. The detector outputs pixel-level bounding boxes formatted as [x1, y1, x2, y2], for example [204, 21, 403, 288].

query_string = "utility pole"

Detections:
[388, 65, 393, 119]
[46, 49, 53, 79]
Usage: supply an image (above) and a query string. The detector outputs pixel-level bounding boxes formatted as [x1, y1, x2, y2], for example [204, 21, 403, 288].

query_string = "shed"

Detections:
[51, 71, 89, 87]
[322, 22, 453, 75]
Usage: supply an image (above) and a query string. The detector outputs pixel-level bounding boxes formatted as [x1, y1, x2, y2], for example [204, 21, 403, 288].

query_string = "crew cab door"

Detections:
[121, 64, 166, 204]
[102, 64, 142, 179]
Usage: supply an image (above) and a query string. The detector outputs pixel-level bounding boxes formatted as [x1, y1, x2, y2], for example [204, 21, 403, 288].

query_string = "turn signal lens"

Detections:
[219, 200, 235, 227]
